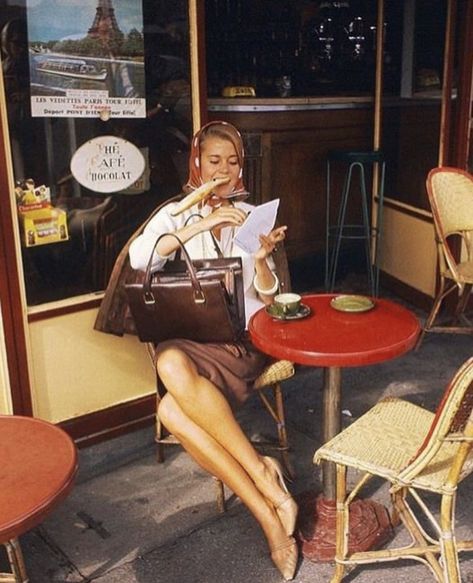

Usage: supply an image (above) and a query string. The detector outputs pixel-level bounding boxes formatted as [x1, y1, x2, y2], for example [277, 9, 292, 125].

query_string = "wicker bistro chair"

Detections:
[417, 167, 473, 347]
[151, 243, 296, 513]
[314, 356, 473, 583]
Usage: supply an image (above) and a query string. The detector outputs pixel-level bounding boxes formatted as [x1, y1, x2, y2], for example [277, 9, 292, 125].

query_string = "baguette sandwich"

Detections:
[171, 177, 231, 216]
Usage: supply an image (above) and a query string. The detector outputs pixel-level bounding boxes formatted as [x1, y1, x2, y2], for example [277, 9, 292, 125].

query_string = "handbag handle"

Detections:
[184, 213, 223, 259]
[143, 233, 205, 306]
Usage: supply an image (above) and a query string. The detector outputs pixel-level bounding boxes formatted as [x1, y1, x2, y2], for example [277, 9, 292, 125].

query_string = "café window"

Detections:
[382, 0, 450, 211]
[1, 0, 193, 306]
[205, 0, 404, 99]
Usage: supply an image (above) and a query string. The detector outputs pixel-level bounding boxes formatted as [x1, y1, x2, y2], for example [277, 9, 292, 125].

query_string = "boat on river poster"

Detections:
[27, 0, 145, 118]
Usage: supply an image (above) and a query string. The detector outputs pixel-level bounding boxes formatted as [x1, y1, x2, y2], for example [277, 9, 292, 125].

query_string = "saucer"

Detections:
[330, 294, 375, 313]
[266, 303, 312, 321]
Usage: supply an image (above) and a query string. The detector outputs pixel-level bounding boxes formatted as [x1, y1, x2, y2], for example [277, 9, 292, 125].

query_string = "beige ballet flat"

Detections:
[270, 536, 298, 581]
[262, 456, 298, 536]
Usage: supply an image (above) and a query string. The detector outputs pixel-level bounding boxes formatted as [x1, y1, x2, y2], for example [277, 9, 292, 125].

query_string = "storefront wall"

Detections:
[0, 0, 470, 440]
[28, 308, 155, 423]
[379, 200, 437, 297]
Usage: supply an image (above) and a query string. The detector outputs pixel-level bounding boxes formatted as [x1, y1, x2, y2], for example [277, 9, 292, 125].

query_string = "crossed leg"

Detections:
[156, 347, 298, 579]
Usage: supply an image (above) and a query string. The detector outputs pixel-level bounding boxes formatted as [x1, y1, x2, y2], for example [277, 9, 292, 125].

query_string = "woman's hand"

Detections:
[200, 206, 247, 232]
[255, 226, 287, 260]
[253, 226, 288, 304]
[155, 206, 247, 257]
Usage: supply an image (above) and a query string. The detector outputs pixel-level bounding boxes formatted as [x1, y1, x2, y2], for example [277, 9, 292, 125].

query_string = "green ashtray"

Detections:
[330, 294, 375, 313]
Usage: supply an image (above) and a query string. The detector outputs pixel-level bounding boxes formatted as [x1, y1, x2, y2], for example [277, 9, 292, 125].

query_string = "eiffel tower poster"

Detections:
[87, 0, 123, 43]
[27, 0, 145, 119]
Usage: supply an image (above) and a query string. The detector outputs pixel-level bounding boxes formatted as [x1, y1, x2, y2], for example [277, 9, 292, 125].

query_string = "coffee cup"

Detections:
[273, 293, 302, 317]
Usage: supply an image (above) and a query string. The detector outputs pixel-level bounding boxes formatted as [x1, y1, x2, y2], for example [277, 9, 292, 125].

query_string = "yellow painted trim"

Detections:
[188, 0, 201, 133]
[0, 44, 35, 409]
[27, 292, 104, 316]
[0, 309, 13, 414]
[0, 56, 28, 305]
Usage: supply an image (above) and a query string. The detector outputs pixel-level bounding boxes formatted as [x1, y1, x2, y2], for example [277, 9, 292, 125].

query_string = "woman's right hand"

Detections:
[154, 206, 247, 258]
[199, 206, 247, 232]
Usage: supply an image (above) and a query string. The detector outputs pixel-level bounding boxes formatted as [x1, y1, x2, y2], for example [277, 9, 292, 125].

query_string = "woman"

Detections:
[129, 121, 298, 580]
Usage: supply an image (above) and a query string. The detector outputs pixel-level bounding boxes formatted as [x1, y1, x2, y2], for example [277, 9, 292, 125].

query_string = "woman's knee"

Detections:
[156, 347, 197, 392]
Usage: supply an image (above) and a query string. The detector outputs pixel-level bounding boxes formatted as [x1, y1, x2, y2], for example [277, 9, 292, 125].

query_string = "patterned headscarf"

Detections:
[184, 121, 249, 200]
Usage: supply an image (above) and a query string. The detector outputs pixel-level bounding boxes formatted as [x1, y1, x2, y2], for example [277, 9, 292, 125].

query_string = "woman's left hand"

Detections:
[254, 226, 287, 260]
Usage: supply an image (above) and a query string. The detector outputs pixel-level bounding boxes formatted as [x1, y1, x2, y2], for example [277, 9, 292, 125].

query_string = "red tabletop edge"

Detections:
[0, 415, 78, 542]
[248, 294, 421, 368]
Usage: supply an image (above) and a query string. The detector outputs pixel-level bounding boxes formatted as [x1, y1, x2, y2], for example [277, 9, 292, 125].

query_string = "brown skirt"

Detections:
[154, 334, 269, 410]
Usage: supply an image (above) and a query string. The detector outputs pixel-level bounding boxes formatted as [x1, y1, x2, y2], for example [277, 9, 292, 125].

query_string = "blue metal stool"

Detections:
[325, 150, 386, 296]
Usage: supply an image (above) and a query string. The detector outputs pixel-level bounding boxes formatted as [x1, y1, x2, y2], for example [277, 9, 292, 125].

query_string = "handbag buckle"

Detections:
[144, 291, 156, 305]
[194, 289, 206, 304]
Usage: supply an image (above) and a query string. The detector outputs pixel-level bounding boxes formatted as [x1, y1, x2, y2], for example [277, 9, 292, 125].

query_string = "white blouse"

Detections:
[129, 200, 276, 327]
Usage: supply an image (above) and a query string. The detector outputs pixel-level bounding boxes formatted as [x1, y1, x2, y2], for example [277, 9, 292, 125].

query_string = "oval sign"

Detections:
[70, 136, 145, 193]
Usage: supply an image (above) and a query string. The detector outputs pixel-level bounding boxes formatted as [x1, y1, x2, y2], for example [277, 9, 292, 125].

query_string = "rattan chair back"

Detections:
[427, 167, 473, 282]
[416, 167, 473, 346]
[398, 356, 473, 485]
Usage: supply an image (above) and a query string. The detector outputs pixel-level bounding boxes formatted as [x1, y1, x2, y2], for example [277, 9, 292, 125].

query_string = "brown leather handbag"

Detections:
[125, 233, 246, 343]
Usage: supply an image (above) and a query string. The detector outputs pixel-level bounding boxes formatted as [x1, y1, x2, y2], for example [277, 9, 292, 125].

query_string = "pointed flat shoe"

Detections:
[270, 536, 298, 581]
[263, 456, 298, 536]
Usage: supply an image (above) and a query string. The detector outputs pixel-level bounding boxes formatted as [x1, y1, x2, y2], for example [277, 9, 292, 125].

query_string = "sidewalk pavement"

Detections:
[8, 309, 473, 582]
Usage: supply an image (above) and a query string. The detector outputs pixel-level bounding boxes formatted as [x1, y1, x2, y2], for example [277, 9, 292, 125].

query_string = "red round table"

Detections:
[0, 415, 78, 581]
[249, 293, 420, 561]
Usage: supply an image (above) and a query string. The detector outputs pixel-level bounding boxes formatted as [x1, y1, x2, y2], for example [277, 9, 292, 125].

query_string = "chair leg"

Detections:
[213, 477, 226, 514]
[4, 538, 29, 583]
[416, 278, 450, 349]
[392, 489, 444, 581]
[273, 384, 294, 479]
[155, 395, 165, 463]
[417, 278, 473, 348]
[388, 489, 401, 527]
[331, 463, 348, 583]
[424, 278, 448, 330]
[257, 384, 294, 479]
[454, 283, 472, 324]
[440, 493, 461, 583]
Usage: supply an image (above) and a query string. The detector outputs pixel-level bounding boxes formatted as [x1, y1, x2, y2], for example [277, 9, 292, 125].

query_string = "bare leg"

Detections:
[157, 347, 296, 513]
[158, 393, 297, 579]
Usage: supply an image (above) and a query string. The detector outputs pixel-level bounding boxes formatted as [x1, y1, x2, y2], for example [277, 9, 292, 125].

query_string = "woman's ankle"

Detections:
[253, 456, 286, 503]
[260, 507, 288, 549]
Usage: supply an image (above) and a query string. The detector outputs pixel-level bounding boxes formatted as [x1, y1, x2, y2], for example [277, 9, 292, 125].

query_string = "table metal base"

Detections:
[295, 491, 393, 562]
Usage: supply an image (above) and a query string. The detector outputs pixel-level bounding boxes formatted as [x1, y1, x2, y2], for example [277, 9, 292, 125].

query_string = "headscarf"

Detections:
[184, 120, 249, 201]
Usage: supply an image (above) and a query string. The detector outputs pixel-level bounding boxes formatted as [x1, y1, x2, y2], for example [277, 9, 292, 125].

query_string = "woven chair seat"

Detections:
[315, 396, 473, 495]
[254, 360, 294, 389]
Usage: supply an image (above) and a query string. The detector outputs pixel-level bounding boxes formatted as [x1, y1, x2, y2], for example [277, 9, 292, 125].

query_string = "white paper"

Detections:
[234, 199, 280, 254]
